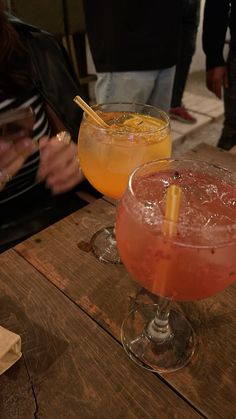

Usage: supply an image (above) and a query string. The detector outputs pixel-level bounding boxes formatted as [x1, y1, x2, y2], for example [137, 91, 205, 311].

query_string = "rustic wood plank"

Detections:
[14, 197, 236, 418]
[15, 199, 131, 340]
[134, 284, 236, 419]
[0, 359, 36, 419]
[14, 144, 236, 418]
[0, 250, 201, 419]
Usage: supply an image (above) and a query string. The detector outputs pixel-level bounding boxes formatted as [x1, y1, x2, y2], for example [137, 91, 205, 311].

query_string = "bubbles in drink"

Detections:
[116, 161, 236, 301]
[132, 169, 236, 230]
[96, 111, 166, 135]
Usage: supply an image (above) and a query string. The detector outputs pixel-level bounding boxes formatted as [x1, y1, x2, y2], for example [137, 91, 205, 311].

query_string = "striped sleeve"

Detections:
[0, 90, 51, 204]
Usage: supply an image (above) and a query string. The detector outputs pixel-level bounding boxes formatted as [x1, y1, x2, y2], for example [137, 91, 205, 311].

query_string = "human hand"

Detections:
[37, 132, 84, 194]
[0, 135, 36, 191]
[206, 66, 228, 99]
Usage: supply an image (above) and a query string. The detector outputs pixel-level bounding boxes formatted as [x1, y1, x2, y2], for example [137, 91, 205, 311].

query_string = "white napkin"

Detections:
[0, 326, 22, 375]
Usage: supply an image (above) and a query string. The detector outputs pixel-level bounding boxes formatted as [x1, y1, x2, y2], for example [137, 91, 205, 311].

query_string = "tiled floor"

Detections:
[172, 71, 224, 156]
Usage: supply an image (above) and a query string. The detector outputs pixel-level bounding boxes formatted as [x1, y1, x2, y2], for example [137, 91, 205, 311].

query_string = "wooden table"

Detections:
[0, 144, 235, 418]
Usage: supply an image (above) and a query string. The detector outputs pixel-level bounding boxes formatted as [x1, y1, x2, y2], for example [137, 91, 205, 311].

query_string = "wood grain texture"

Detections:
[15, 199, 136, 340]
[0, 360, 36, 419]
[0, 251, 201, 419]
[14, 144, 236, 418]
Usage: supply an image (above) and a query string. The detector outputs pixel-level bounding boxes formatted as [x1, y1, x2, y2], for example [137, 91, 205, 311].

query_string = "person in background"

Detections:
[83, 0, 183, 113]
[170, 0, 201, 124]
[0, 3, 92, 251]
[203, 0, 236, 151]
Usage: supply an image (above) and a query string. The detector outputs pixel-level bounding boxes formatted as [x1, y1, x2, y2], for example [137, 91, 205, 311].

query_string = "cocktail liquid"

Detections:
[116, 169, 236, 301]
[78, 112, 171, 199]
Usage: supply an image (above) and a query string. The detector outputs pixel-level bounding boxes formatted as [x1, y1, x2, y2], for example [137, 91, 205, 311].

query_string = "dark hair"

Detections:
[0, 1, 33, 96]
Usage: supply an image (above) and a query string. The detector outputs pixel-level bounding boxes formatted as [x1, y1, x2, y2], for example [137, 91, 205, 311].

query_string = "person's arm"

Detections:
[36, 105, 84, 194]
[45, 103, 67, 136]
[203, 0, 230, 70]
[24, 29, 84, 142]
[203, 0, 230, 99]
[37, 133, 84, 195]
[0, 136, 36, 190]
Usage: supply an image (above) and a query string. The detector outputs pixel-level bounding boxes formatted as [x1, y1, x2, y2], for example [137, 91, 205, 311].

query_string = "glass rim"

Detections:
[82, 102, 170, 134]
[128, 157, 236, 234]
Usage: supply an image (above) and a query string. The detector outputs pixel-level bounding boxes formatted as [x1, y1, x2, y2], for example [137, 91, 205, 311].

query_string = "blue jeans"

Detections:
[95, 67, 176, 113]
[218, 54, 236, 150]
[171, 0, 201, 108]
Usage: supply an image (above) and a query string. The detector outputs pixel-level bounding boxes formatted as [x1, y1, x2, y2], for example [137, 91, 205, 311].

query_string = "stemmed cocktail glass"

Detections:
[116, 158, 236, 373]
[78, 102, 171, 263]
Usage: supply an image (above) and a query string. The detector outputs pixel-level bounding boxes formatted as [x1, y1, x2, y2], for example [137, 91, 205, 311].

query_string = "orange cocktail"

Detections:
[78, 103, 171, 199]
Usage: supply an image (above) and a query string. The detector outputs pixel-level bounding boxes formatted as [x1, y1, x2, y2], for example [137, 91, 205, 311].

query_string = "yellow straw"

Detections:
[151, 184, 182, 295]
[73, 95, 109, 129]
[163, 184, 182, 237]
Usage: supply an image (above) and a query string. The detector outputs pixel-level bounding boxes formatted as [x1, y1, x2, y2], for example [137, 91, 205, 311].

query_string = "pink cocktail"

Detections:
[116, 159, 236, 373]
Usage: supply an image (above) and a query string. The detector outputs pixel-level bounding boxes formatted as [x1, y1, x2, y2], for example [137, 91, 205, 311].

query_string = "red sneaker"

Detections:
[169, 105, 197, 124]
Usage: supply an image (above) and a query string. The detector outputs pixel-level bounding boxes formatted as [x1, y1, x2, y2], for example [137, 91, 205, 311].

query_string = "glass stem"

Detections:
[146, 297, 172, 343]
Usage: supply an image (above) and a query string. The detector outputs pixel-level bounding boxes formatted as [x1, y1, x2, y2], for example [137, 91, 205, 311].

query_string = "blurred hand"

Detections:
[206, 66, 228, 99]
[0, 135, 36, 190]
[37, 132, 84, 194]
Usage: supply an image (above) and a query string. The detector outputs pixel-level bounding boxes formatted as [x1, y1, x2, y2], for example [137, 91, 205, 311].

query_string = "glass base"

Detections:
[91, 226, 121, 264]
[121, 304, 196, 373]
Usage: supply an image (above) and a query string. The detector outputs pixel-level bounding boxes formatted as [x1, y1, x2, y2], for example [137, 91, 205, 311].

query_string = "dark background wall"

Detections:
[6, 0, 95, 98]
[8, 0, 86, 35]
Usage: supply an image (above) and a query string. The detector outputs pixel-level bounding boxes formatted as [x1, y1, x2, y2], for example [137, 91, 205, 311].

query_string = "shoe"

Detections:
[169, 105, 197, 124]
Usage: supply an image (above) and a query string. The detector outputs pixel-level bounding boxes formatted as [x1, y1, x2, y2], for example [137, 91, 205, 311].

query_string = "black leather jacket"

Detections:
[9, 15, 84, 141]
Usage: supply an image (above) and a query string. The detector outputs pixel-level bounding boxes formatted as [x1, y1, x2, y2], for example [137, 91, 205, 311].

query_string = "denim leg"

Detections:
[95, 73, 112, 103]
[95, 70, 175, 112]
[171, 0, 201, 108]
[148, 66, 176, 112]
[95, 71, 157, 104]
[218, 54, 236, 150]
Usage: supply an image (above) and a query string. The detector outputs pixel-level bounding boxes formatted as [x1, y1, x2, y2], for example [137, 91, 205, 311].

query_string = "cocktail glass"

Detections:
[78, 103, 171, 263]
[116, 158, 236, 373]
